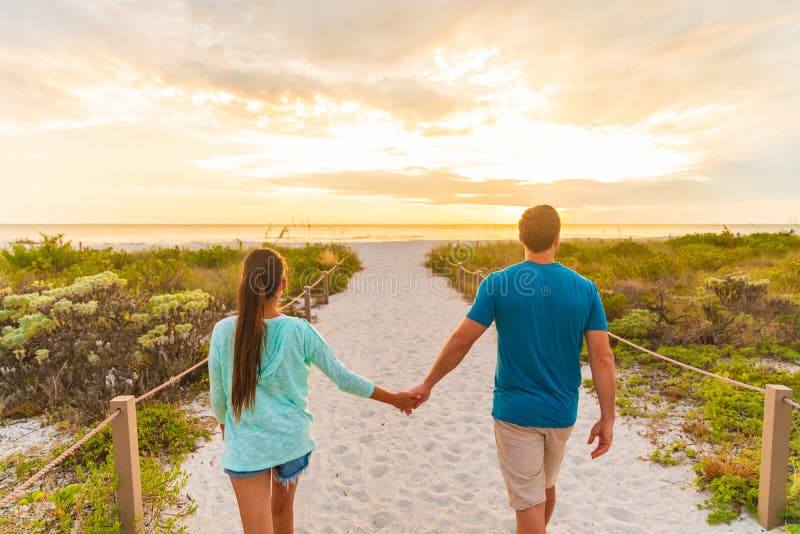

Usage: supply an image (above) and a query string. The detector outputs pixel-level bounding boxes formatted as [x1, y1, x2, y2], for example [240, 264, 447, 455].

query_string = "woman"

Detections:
[208, 248, 418, 533]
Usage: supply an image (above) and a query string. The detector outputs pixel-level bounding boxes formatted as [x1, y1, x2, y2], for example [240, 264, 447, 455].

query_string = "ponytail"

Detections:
[231, 248, 287, 422]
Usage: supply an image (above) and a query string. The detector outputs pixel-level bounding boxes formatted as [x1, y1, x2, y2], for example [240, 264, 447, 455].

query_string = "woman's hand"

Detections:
[370, 386, 421, 415]
[220, 424, 225, 442]
[392, 391, 422, 415]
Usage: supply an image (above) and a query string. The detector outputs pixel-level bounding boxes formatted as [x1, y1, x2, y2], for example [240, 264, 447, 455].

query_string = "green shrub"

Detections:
[609, 309, 658, 339]
[0, 274, 222, 422]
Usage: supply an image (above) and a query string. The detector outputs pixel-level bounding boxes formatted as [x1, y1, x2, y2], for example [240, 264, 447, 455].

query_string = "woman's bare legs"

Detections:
[271, 474, 298, 534]
[230, 473, 274, 534]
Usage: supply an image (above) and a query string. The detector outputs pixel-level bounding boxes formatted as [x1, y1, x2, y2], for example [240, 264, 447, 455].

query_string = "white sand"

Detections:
[0, 418, 64, 457]
[177, 241, 764, 533]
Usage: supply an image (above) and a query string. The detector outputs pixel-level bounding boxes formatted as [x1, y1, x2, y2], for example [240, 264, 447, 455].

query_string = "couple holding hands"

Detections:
[208, 205, 617, 534]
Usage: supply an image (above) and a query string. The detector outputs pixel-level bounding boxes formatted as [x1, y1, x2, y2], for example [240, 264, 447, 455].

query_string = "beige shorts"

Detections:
[493, 418, 574, 510]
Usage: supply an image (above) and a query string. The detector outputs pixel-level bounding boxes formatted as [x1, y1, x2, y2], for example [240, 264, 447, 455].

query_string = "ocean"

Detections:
[0, 223, 797, 249]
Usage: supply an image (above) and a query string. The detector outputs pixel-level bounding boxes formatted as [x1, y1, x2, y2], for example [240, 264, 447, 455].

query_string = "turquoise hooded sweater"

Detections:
[208, 315, 375, 471]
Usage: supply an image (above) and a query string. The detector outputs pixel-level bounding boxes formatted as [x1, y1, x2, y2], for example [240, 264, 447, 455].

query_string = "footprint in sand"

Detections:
[442, 451, 460, 463]
[605, 506, 636, 523]
[349, 489, 370, 502]
[423, 441, 437, 452]
[337, 475, 357, 487]
[332, 444, 349, 455]
[371, 511, 396, 529]
[458, 491, 475, 502]
[447, 442, 463, 454]
[358, 434, 374, 444]
[370, 464, 389, 478]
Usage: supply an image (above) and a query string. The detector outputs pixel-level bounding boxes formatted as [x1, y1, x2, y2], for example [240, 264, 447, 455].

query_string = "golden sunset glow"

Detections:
[1, 2, 799, 224]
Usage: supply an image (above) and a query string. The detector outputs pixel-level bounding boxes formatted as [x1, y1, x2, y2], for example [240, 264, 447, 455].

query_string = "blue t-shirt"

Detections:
[466, 260, 607, 428]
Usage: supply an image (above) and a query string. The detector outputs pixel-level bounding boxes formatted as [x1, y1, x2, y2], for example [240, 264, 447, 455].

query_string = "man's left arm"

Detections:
[410, 318, 488, 407]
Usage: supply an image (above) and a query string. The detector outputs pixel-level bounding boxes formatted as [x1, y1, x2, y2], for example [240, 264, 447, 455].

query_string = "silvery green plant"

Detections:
[0, 272, 223, 422]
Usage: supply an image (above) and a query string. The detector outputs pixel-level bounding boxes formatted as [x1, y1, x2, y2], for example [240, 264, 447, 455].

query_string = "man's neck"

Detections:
[524, 248, 557, 265]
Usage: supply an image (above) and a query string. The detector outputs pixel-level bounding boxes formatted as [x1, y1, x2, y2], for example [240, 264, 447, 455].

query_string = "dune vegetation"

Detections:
[429, 229, 800, 525]
[0, 234, 360, 533]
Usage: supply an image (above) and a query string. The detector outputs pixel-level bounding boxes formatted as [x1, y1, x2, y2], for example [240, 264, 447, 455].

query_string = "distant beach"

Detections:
[0, 223, 797, 250]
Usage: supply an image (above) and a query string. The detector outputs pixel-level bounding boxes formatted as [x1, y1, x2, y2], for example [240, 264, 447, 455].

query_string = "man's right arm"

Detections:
[585, 330, 616, 459]
[411, 318, 487, 407]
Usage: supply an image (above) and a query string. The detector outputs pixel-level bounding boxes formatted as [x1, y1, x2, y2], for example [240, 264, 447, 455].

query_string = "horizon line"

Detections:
[0, 222, 798, 227]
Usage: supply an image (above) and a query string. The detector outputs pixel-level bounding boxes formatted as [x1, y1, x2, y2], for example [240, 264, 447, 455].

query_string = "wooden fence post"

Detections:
[304, 286, 312, 321]
[323, 272, 330, 304]
[110, 395, 143, 534]
[456, 263, 462, 291]
[758, 384, 793, 530]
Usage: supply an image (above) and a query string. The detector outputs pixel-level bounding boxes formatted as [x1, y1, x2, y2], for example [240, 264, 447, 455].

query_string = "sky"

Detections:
[1, 1, 799, 225]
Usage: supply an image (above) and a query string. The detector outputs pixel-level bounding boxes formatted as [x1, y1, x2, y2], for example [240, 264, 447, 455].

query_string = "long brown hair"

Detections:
[232, 248, 287, 422]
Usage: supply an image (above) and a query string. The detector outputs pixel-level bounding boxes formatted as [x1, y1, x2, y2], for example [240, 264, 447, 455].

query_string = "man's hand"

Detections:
[587, 419, 613, 459]
[408, 382, 433, 409]
[392, 391, 422, 415]
[220, 424, 225, 442]
[370, 386, 421, 415]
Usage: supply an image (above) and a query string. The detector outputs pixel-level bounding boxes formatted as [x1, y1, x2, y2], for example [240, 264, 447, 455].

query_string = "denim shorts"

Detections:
[224, 452, 311, 486]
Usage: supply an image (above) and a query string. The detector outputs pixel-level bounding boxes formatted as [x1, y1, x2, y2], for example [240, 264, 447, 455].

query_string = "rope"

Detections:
[280, 255, 348, 310]
[0, 409, 121, 508]
[608, 333, 766, 394]
[135, 357, 209, 403]
[784, 397, 800, 410]
[433, 254, 484, 277]
[281, 293, 305, 309]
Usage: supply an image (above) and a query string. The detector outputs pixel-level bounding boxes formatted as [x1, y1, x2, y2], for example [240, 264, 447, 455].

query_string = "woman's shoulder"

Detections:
[282, 315, 313, 334]
[212, 314, 311, 337]
[211, 315, 238, 338]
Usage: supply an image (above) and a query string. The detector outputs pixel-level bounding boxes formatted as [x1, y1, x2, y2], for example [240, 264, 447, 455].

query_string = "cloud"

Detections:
[256, 168, 718, 210]
[1, 1, 799, 223]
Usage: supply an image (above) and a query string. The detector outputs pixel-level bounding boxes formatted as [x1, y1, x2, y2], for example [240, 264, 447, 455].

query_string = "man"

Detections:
[411, 205, 616, 534]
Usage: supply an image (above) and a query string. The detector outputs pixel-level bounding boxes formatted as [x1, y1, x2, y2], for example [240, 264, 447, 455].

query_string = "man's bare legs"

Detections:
[544, 486, 556, 524]
[271, 475, 298, 534]
[516, 501, 546, 534]
[515, 487, 556, 534]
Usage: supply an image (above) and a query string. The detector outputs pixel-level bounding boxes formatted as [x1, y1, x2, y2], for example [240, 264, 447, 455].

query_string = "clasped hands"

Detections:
[387, 382, 432, 415]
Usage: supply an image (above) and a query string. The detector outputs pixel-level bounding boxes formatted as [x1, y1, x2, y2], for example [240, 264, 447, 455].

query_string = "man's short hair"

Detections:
[519, 205, 561, 252]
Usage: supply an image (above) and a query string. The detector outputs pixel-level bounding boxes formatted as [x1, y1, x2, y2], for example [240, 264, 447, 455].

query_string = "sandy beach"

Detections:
[177, 241, 764, 533]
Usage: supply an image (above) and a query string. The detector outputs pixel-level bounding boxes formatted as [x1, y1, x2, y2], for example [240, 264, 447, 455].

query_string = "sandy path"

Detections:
[178, 241, 763, 533]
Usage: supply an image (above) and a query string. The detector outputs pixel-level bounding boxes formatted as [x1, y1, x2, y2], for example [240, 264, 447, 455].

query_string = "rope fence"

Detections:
[135, 357, 210, 404]
[0, 409, 121, 508]
[0, 255, 351, 532]
[606, 332, 767, 394]
[434, 253, 797, 530]
[281, 256, 348, 312]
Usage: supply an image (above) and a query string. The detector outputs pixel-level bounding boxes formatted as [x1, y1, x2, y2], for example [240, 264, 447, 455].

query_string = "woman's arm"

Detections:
[305, 322, 419, 412]
[207, 329, 228, 425]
